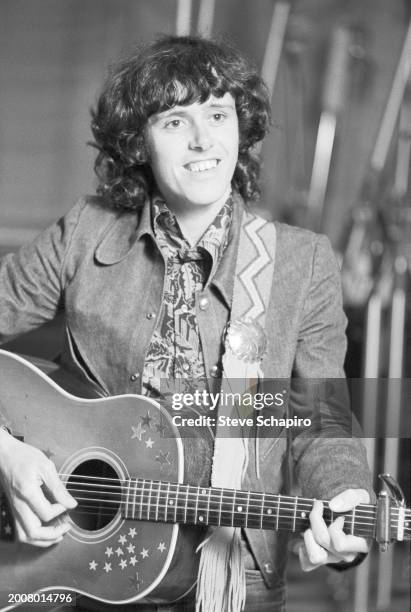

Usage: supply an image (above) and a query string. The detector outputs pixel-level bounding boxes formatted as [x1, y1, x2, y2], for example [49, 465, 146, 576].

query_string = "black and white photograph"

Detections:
[0, 1, 409, 611]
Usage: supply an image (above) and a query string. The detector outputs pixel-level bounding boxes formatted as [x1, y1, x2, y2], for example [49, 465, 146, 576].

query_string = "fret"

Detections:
[231, 489, 236, 527]
[194, 486, 200, 523]
[292, 496, 298, 532]
[147, 480, 153, 520]
[197, 487, 208, 525]
[233, 490, 249, 528]
[218, 488, 224, 526]
[206, 487, 211, 525]
[245, 490, 250, 529]
[276, 495, 280, 531]
[139, 479, 145, 520]
[124, 478, 131, 518]
[165, 482, 171, 522]
[174, 484, 179, 523]
[260, 492, 265, 529]
[351, 505, 355, 535]
[297, 502, 310, 529]
[184, 484, 189, 524]
[132, 478, 137, 520]
[155, 481, 160, 521]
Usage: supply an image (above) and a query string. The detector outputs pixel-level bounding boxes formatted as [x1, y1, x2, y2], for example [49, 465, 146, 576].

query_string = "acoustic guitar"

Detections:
[0, 350, 409, 610]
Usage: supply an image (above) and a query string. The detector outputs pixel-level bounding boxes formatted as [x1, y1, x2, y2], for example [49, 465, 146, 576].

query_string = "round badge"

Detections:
[225, 318, 267, 363]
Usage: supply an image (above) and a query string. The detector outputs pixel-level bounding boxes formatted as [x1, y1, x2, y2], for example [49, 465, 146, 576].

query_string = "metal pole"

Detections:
[197, 0, 215, 37]
[256, 2, 291, 157]
[260, 2, 291, 100]
[377, 256, 408, 610]
[307, 26, 351, 230]
[176, 0, 192, 36]
[353, 290, 382, 612]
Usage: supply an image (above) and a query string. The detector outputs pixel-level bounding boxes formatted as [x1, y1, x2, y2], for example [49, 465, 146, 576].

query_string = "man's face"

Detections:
[145, 92, 239, 213]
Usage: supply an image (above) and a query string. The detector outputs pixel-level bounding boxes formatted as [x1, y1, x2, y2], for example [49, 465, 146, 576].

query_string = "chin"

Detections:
[183, 189, 230, 209]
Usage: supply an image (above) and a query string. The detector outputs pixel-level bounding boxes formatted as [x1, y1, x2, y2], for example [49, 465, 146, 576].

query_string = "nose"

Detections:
[189, 119, 212, 151]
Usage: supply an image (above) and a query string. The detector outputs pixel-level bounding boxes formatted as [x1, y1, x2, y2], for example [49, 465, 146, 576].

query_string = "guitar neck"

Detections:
[118, 479, 409, 541]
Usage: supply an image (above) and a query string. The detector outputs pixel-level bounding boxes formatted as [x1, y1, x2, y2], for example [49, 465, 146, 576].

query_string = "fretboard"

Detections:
[122, 479, 392, 540]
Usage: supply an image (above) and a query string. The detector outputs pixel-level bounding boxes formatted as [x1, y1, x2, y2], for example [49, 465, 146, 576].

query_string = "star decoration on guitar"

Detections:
[87, 528, 170, 591]
[155, 450, 171, 466]
[141, 411, 153, 428]
[131, 422, 146, 441]
[155, 420, 168, 436]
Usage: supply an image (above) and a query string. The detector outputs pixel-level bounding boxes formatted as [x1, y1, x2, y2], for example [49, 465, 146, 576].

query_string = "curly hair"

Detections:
[90, 35, 271, 210]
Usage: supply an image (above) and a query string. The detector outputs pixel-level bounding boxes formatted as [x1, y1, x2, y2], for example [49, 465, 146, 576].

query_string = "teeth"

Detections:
[186, 159, 218, 172]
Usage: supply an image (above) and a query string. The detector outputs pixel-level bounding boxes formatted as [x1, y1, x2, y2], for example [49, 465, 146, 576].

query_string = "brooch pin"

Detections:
[225, 317, 267, 363]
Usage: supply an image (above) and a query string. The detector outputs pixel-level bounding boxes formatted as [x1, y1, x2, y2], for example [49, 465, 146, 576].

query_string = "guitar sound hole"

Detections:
[67, 460, 120, 531]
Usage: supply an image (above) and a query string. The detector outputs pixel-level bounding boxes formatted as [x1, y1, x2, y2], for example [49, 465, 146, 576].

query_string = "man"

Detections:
[0, 36, 372, 611]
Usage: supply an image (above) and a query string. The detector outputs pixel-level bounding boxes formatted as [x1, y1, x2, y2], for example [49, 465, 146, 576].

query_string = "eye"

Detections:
[165, 118, 183, 129]
[211, 112, 225, 123]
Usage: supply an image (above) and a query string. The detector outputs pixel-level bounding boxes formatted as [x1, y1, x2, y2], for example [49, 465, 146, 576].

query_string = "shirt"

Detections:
[142, 195, 233, 401]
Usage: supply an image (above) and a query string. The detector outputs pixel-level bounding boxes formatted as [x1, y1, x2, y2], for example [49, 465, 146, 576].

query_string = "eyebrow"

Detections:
[153, 102, 236, 120]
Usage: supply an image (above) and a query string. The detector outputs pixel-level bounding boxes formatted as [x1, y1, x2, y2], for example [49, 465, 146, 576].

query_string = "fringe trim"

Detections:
[196, 527, 246, 612]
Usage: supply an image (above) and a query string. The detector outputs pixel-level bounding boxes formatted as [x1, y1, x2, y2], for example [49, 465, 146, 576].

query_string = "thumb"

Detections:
[43, 467, 77, 510]
[329, 488, 370, 512]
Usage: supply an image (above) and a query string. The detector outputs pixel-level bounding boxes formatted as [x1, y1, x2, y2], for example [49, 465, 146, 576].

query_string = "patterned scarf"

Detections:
[142, 195, 232, 401]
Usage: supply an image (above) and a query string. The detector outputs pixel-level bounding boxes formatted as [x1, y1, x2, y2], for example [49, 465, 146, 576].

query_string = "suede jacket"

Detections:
[0, 195, 373, 601]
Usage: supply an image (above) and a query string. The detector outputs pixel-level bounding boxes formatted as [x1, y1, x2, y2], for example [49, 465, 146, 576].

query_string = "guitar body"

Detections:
[0, 351, 212, 608]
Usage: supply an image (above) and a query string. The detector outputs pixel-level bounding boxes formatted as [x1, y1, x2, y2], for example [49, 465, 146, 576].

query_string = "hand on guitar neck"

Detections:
[0, 428, 77, 547]
[299, 488, 370, 571]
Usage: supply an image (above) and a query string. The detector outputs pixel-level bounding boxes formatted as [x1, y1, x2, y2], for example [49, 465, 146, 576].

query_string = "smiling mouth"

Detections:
[184, 159, 220, 172]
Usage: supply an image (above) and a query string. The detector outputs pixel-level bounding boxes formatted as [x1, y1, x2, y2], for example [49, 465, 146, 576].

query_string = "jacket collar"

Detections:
[208, 191, 244, 309]
[94, 201, 153, 265]
[94, 192, 246, 309]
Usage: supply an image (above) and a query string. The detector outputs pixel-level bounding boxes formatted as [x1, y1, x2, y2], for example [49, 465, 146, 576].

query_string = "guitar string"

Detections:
[58, 473, 381, 513]
[63, 501, 378, 534]
[65, 493, 380, 530]
[59, 475, 409, 524]
[59, 474, 380, 518]
[65, 491, 409, 531]
[64, 486, 380, 522]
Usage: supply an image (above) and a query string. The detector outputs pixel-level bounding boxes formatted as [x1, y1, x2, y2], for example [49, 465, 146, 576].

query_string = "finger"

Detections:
[328, 517, 369, 556]
[14, 515, 66, 547]
[329, 488, 370, 512]
[298, 543, 344, 571]
[41, 462, 78, 510]
[303, 528, 329, 566]
[22, 484, 69, 524]
[14, 498, 71, 542]
[309, 500, 331, 549]
[298, 542, 316, 572]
